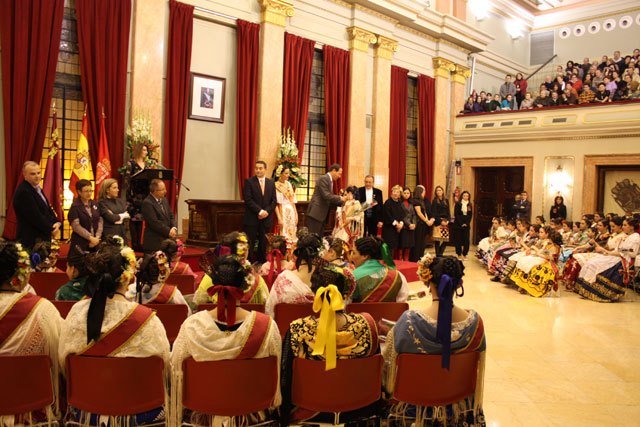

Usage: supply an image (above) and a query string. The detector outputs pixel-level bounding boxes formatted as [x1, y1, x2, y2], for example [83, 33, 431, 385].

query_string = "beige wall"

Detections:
[474, 13, 530, 66]
[177, 19, 239, 228]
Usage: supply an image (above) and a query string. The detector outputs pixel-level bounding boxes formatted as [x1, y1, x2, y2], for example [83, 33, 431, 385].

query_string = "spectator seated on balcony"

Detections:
[604, 76, 617, 94]
[594, 83, 611, 103]
[593, 69, 605, 86]
[548, 91, 562, 107]
[555, 75, 566, 92]
[578, 85, 596, 104]
[543, 75, 554, 91]
[500, 94, 514, 110]
[487, 94, 502, 112]
[519, 92, 534, 110]
[483, 92, 493, 112]
[583, 73, 594, 91]
[463, 96, 475, 114]
[562, 88, 578, 105]
[533, 89, 550, 108]
[499, 74, 516, 107]
[570, 74, 583, 92]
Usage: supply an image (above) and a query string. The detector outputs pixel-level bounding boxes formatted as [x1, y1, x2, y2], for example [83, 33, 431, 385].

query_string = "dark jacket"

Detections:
[142, 194, 176, 253]
[454, 202, 473, 228]
[430, 198, 451, 225]
[98, 197, 128, 241]
[515, 200, 531, 221]
[13, 180, 59, 249]
[243, 176, 277, 227]
[382, 198, 405, 249]
[357, 186, 383, 224]
[68, 199, 103, 256]
[306, 174, 342, 223]
[549, 204, 567, 221]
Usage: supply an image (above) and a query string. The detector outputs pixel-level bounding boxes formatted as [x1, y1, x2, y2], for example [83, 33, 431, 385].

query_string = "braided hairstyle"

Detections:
[323, 236, 347, 259]
[31, 240, 51, 271]
[210, 255, 249, 291]
[354, 236, 383, 260]
[137, 255, 161, 289]
[292, 232, 322, 270]
[159, 239, 178, 263]
[310, 263, 355, 300]
[0, 239, 19, 287]
[542, 225, 563, 246]
[429, 255, 465, 286]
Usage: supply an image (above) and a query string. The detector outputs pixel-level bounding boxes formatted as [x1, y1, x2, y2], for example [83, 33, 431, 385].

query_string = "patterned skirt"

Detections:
[492, 247, 521, 278]
[509, 262, 557, 297]
[575, 262, 626, 302]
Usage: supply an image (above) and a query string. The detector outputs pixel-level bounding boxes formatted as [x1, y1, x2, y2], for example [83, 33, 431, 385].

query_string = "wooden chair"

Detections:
[29, 272, 68, 300]
[181, 356, 278, 425]
[291, 355, 384, 425]
[197, 303, 265, 313]
[346, 302, 409, 323]
[65, 355, 165, 425]
[0, 355, 56, 425]
[51, 300, 77, 319]
[273, 303, 315, 339]
[145, 303, 189, 345]
[166, 274, 196, 295]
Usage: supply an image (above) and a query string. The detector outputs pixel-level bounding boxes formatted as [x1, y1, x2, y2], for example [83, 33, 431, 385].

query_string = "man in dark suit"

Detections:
[357, 175, 384, 237]
[13, 161, 61, 250]
[515, 190, 531, 222]
[306, 164, 345, 236]
[243, 160, 277, 263]
[141, 179, 177, 254]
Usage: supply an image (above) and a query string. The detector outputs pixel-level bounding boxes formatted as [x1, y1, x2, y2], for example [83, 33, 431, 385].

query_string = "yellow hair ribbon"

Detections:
[311, 285, 345, 370]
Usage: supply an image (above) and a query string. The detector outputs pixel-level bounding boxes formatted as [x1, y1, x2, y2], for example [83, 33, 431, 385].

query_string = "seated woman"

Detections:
[496, 223, 540, 283]
[332, 185, 364, 247]
[55, 252, 90, 301]
[489, 219, 528, 281]
[509, 226, 563, 297]
[194, 232, 269, 306]
[383, 255, 486, 427]
[165, 239, 198, 279]
[258, 234, 294, 286]
[475, 217, 509, 264]
[58, 238, 170, 426]
[351, 236, 409, 302]
[171, 255, 281, 426]
[0, 240, 63, 425]
[126, 250, 191, 313]
[486, 219, 516, 273]
[574, 217, 639, 302]
[320, 236, 352, 269]
[265, 233, 322, 317]
[280, 263, 380, 425]
[31, 239, 63, 272]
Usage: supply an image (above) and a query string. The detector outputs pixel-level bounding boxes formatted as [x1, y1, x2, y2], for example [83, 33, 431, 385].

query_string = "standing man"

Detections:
[13, 161, 61, 249]
[515, 190, 531, 222]
[357, 175, 384, 237]
[499, 74, 517, 109]
[141, 179, 176, 254]
[306, 164, 345, 236]
[243, 160, 277, 263]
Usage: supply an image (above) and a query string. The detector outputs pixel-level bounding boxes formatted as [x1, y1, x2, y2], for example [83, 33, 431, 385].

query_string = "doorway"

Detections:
[473, 166, 524, 243]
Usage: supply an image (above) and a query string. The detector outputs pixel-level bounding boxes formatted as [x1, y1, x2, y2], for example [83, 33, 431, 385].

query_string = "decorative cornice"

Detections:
[452, 64, 471, 84]
[258, 0, 294, 27]
[347, 26, 377, 52]
[432, 57, 456, 79]
[354, 3, 400, 25]
[374, 35, 398, 60]
[396, 24, 438, 43]
[438, 38, 471, 55]
[328, 0, 351, 8]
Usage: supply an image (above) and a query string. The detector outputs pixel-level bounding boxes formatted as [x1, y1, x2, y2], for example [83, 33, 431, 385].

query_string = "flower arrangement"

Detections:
[118, 114, 161, 174]
[10, 243, 32, 290]
[273, 128, 306, 188]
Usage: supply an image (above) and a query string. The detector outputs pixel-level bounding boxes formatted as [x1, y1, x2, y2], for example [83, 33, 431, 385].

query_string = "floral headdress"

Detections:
[417, 253, 435, 285]
[10, 243, 32, 290]
[108, 235, 137, 287]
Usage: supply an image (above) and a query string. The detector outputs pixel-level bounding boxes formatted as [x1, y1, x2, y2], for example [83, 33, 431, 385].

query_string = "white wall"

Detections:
[475, 12, 530, 67]
[177, 19, 239, 230]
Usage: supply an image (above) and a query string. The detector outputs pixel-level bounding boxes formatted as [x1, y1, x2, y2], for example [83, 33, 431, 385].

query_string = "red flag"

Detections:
[42, 110, 63, 221]
[95, 111, 112, 198]
[69, 113, 93, 197]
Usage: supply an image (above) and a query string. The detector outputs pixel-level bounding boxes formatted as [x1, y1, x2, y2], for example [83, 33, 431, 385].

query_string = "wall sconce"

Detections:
[548, 165, 573, 196]
[469, 0, 490, 21]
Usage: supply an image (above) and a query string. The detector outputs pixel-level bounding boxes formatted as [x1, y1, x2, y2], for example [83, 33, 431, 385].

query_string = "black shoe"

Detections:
[490, 276, 501, 282]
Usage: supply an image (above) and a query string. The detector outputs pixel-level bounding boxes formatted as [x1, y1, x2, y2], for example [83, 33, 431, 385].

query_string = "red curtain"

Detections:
[0, 0, 64, 239]
[76, 0, 131, 181]
[236, 20, 260, 196]
[323, 45, 350, 192]
[417, 74, 436, 198]
[163, 0, 193, 211]
[282, 33, 315, 160]
[388, 66, 408, 194]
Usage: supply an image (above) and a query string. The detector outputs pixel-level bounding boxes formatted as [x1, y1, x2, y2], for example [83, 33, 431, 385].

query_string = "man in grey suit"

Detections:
[141, 179, 177, 254]
[306, 163, 346, 235]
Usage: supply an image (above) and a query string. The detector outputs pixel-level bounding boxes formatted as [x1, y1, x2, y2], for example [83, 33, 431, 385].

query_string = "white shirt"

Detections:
[365, 188, 373, 204]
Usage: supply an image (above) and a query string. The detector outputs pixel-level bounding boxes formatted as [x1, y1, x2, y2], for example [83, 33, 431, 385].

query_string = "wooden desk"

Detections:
[185, 199, 336, 247]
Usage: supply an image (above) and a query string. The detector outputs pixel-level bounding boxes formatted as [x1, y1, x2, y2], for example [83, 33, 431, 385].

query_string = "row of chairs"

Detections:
[0, 352, 479, 426]
[49, 301, 410, 344]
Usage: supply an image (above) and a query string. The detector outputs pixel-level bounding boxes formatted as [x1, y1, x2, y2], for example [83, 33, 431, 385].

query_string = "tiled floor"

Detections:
[405, 249, 640, 427]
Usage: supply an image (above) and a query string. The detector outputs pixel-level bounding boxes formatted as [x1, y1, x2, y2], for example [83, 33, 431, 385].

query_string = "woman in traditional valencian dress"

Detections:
[265, 233, 322, 317]
[574, 217, 640, 302]
[384, 255, 486, 427]
[126, 250, 191, 313]
[476, 217, 509, 263]
[509, 226, 563, 297]
[0, 240, 63, 425]
[275, 167, 298, 245]
[194, 232, 269, 306]
[59, 238, 170, 425]
[489, 219, 528, 281]
[350, 236, 409, 303]
[280, 264, 380, 425]
[332, 185, 364, 247]
[165, 239, 198, 280]
[171, 255, 281, 426]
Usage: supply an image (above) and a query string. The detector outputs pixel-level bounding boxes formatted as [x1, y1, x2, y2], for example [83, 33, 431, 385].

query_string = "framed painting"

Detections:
[188, 72, 226, 123]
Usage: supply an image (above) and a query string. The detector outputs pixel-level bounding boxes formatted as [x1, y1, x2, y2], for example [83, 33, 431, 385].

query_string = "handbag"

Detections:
[433, 224, 450, 242]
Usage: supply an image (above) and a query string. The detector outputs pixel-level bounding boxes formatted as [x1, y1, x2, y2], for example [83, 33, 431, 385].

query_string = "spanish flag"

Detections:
[69, 113, 94, 197]
[94, 111, 111, 198]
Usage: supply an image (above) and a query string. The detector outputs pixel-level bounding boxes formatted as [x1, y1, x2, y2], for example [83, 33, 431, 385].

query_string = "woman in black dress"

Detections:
[68, 179, 103, 259]
[453, 190, 473, 260]
[430, 185, 450, 257]
[98, 178, 130, 243]
[549, 195, 567, 221]
[410, 185, 434, 262]
[125, 143, 149, 251]
[398, 187, 417, 261]
[382, 185, 405, 259]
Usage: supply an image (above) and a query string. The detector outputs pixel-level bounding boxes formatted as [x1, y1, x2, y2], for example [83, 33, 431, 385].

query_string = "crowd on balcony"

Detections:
[463, 48, 640, 114]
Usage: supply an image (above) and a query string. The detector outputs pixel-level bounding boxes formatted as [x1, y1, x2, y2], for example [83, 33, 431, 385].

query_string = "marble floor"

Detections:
[405, 248, 640, 427]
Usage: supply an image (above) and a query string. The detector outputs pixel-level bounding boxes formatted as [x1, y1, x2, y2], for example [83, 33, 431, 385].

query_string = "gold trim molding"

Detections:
[438, 38, 471, 55]
[354, 3, 400, 25]
[432, 57, 456, 78]
[347, 26, 377, 52]
[374, 35, 398, 60]
[259, 0, 294, 26]
[452, 64, 471, 84]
